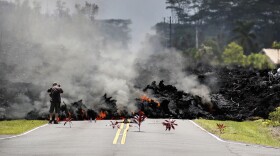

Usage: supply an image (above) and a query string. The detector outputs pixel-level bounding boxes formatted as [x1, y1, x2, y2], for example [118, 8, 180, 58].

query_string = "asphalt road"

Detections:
[0, 119, 279, 156]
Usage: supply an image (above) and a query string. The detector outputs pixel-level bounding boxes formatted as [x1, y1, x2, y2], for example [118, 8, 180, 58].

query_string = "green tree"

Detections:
[222, 42, 246, 66]
[222, 42, 274, 69]
[195, 44, 213, 60]
[195, 39, 222, 65]
[162, 0, 280, 51]
[232, 21, 257, 55]
[247, 53, 275, 69]
[166, 0, 191, 23]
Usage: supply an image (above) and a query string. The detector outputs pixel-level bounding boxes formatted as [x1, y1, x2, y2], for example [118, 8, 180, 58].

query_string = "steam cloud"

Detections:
[134, 36, 212, 103]
[0, 0, 211, 119]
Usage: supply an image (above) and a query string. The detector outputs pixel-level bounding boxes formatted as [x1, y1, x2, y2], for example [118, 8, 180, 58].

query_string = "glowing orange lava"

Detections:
[96, 111, 106, 120]
[140, 95, 160, 107]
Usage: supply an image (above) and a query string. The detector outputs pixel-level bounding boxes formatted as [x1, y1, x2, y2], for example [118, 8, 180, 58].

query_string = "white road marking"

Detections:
[0, 124, 48, 140]
[189, 120, 225, 142]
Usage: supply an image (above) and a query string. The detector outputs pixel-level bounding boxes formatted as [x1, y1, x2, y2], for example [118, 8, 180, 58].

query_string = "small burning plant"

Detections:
[216, 123, 226, 134]
[162, 119, 178, 131]
[109, 121, 120, 129]
[133, 111, 147, 132]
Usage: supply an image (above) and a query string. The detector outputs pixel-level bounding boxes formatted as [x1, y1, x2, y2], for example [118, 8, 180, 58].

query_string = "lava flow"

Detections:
[96, 111, 107, 120]
[140, 95, 160, 107]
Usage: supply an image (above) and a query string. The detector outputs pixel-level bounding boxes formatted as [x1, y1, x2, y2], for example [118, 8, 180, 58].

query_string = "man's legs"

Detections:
[55, 113, 59, 121]
[49, 101, 55, 124]
[53, 102, 60, 124]
[49, 113, 53, 124]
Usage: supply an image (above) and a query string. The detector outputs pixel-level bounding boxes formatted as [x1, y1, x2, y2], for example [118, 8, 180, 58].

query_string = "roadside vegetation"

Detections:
[222, 42, 275, 69]
[0, 120, 47, 135]
[195, 115, 280, 148]
[267, 107, 280, 127]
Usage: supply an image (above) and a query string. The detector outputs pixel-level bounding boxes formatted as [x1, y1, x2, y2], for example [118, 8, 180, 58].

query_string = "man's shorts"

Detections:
[49, 101, 60, 113]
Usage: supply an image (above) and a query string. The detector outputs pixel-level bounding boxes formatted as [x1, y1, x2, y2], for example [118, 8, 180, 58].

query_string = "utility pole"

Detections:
[195, 6, 199, 49]
[46, 1, 49, 14]
[195, 24, 198, 49]
[0, 31, 3, 52]
[164, 17, 168, 48]
[0, 31, 2, 51]
[169, 16, 172, 48]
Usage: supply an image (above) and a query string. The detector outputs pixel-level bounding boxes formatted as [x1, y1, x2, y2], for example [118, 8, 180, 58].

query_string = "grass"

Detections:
[0, 120, 48, 135]
[194, 119, 280, 148]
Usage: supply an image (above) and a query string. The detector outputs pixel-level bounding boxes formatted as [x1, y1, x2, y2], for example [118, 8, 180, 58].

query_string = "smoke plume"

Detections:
[0, 0, 211, 119]
[134, 35, 212, 103]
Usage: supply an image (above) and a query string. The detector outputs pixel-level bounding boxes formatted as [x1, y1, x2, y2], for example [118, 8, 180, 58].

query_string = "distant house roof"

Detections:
[261, 48, 280, 64]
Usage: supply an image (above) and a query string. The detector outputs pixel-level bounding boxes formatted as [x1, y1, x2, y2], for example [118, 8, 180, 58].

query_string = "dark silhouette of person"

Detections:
[47, 82, 63, 124]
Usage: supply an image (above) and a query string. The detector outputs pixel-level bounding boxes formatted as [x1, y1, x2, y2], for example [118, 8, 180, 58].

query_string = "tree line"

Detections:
[154, 0, 280, 68]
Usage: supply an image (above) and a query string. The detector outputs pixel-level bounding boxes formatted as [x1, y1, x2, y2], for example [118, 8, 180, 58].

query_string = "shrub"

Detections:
[222, 42, 275, 69]
[247, 53, 275, 69]
[222, 42, 246, 66]
[269, 107, 280, 127]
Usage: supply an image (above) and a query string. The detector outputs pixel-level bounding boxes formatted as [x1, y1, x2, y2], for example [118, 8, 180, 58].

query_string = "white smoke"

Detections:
[176, 76, 211, 104]
[0, 0, 212, 119]
[134, 35, 212, 104]
[0, 1, 139, 118]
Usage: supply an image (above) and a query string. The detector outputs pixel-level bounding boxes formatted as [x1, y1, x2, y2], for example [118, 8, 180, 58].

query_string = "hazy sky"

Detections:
[94, 0, 171, 50]
[34, 0, 171, 51]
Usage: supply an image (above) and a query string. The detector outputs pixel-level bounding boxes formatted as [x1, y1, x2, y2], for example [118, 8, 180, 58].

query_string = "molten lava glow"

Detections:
[96, 111, 107, 120]
[140, 95, 160, 107]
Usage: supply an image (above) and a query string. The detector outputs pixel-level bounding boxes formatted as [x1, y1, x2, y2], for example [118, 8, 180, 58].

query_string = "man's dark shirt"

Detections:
[47, 86, 63, 102]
